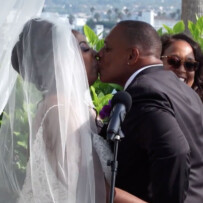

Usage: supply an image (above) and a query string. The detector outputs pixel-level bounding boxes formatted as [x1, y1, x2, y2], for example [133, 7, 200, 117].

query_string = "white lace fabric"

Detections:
[18, 104, 112, 203]
[18, 105, 76, 203]
[19, 130, 112, 203]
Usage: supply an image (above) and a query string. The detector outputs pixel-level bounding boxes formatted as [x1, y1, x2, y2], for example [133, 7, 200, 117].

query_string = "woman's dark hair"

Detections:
[161, 33, 203, 102]
[11, 19, 56, 92]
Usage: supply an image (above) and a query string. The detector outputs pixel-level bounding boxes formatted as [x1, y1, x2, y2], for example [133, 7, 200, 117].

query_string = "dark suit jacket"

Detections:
[116, 66, 203, 203]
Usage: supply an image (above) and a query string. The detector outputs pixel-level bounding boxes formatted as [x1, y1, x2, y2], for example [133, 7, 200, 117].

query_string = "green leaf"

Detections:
[97, 94, 113, 112]
[163, 24, 173, 34]
[188, 20, 196, 36]
[2, 111, 9, 119]
[98, 92, 106, 99]
[95, 39, 104, 51]
[196, 15, 203, 27]
[197, 38, 203, 51]
[13, 131, 21, 136]
[108, 83, 123, 91]
[173, 20, 185, 33]
[17, 141, 28, 149]
[90, 86, 99, 107]
[157, 27, 163, 36]
[83, 25, 98, 47]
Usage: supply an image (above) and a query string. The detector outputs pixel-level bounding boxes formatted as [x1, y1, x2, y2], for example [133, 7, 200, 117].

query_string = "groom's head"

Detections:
[97, 20, 162, 86]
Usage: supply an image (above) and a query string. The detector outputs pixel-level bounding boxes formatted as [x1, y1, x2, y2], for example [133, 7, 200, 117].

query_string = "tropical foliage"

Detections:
[188, 16, 203, 51]
[0, 78, 40, 179]
[157, 16, 203, 51]
[157, 20, 185, 36]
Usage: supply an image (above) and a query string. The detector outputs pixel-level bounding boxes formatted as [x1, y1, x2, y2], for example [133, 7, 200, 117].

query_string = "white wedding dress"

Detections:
[17, 105, 112, 203]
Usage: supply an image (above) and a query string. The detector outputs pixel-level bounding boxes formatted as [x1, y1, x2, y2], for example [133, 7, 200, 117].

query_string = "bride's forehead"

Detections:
[72, 31, 86, 42]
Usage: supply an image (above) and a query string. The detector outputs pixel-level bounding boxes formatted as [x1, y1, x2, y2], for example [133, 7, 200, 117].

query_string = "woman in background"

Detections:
[161, 33, 203, 102]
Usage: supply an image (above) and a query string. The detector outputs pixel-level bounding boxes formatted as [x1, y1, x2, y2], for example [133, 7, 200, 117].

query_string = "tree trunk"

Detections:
[181, 0, 203, 34]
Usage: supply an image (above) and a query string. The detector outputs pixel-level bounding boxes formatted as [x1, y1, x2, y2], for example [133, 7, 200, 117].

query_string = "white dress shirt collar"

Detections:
[124, 64, 163, 90]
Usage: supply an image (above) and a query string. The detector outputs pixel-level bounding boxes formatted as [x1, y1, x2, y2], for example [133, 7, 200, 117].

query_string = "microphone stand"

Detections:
[108, 129, 124, 203]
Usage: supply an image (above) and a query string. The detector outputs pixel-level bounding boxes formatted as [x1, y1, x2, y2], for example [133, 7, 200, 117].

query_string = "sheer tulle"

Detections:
[0, 0, 45, 114]
[0, 1, 45, 202]
[0, 14, 106, 202]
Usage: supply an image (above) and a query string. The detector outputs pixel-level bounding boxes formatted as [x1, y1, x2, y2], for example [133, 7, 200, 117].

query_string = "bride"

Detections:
[0, 15, 107, 202]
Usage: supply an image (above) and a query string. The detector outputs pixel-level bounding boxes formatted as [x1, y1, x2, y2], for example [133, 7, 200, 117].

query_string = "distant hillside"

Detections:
[44, 0, 181, 16]
[46, 0, 181, 7]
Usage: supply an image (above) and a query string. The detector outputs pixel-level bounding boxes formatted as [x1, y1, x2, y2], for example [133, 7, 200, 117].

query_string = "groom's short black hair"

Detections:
[117, 20, 162, 58]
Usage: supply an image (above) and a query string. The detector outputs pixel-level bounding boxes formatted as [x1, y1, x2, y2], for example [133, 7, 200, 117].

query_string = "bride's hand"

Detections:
[105, 182, 148, 203]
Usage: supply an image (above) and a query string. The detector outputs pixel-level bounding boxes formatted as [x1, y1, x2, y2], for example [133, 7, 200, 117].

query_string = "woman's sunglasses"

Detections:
[161, 55, 199, 72]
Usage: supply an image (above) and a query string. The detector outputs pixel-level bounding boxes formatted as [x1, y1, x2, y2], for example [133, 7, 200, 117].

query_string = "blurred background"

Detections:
[44, 0, 181, 37]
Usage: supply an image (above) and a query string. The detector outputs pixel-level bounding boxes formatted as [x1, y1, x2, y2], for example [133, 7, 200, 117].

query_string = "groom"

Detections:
[97, 20, 203, 203]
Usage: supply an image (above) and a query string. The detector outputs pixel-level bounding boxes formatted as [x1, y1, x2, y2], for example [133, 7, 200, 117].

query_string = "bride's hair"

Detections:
[11, 19, 56, 92]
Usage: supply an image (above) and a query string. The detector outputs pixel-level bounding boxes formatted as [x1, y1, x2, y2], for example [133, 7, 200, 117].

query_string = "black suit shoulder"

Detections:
[116, 66, 203, 203]
[127, 67, 202, 114]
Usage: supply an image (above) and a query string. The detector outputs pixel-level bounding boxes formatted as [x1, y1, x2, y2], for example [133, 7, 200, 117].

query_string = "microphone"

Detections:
[107, 91, 132, 141]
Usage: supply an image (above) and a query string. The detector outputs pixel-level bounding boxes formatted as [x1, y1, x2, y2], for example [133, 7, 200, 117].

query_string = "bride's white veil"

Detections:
[0, 1, 44, 202]
[0, 0, 45, 114]
[0, 2, 106, 203]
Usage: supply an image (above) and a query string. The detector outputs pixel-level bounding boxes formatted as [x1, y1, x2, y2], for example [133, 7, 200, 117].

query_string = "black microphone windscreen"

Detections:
[111, 91, 132, 112]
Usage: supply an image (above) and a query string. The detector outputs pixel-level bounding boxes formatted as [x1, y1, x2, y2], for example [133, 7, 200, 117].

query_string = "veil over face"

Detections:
[0, 15, 106, 203]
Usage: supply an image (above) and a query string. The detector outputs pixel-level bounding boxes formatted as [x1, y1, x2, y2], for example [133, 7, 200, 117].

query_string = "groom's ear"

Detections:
[127, 47, 139, 65]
